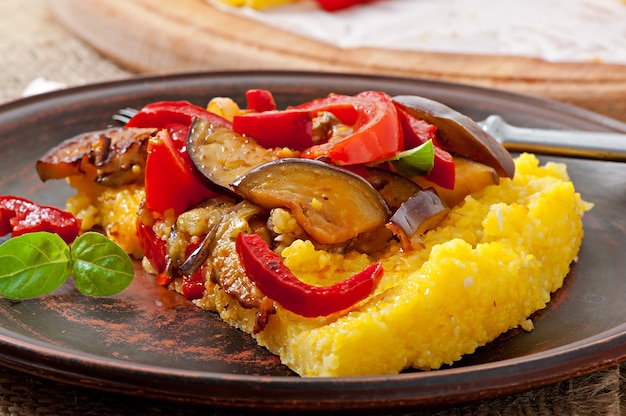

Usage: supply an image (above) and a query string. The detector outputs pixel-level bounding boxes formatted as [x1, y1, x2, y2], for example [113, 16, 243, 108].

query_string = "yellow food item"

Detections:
[66, 175, 145, 258]
[202, 153, 591, 376]
[66, 153, 591, 376]
[206, 97, 242, 122]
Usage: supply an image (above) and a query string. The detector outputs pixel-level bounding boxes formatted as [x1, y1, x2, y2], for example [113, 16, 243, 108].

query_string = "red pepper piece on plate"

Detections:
[296, 94, 360, 125]
[395, 106, 456, 190]
[155, 271, 173, 287]
[233, 109, 314, 150]
[245, 89, 277, 113]
[299, 91, 403, 165]
[0, 195, 81, 243]
[236, 233, 383, 317]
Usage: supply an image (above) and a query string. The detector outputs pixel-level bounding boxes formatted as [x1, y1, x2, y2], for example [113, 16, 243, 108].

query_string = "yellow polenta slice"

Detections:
[201, 153, 591, 376]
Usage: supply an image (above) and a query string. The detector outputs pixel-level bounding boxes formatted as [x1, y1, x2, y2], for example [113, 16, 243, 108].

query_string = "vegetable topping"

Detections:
[18, 88, 516, 321]
[392, 95, 515, 179]
[36, 127, 157, 187]
[299, 91, 403, 165]
[232, 158, 390, 245]
[126, 101, 232, 215]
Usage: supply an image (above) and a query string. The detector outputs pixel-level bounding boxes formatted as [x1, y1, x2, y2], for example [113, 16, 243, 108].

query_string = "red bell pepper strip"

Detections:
[135, 212, 167, 274]
[125, 101, 231, 132]
[0, 196, 81, 243]
[182, 266, 206, 300]
[236, 233, 383, 317]
[296, 94, 360, 125]
[144, 129, 218, 216]
[316, 0, 375, 12]
[279, 96, 358, 150]
[155, 271, 173, 287]
[125, 101, 231, 215]
[245, 89, 277, 113]
[395, 106, 456, 190]
[299, 91, 403, 165]
[233, 109, 314, 150]
[179, 238, 207, 300]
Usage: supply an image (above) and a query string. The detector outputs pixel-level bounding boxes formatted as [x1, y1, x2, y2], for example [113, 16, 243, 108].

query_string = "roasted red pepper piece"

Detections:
[245, 89, 277, 113]
[135, 211, 167, 274]
[233, 109, 313, 150]
[395, 106, 456, 190]
[126, 101, 231, 215]
[182, 266, 206, 300]
[236, 233, 383, 317]
[144, 129, 218, 215]
[125, 101, 231, 132]
[296, 94, 359, 125]
[299, 91, 403, 165]
[0, 196, 81, 243]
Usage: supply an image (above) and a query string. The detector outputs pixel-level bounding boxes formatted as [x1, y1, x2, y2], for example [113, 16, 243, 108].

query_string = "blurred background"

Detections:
[1, 0, 131, 101]
[2, 0, 626, 121]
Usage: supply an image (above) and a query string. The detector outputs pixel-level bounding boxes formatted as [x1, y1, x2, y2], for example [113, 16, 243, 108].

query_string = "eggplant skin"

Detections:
[186, 118, 284, 198]
[357, 167, 422, 211]
[387, 188, 449, 249]
[231, 158, 390, 245]
[36, 127, 157, 187]
[392, 95, 515, 179]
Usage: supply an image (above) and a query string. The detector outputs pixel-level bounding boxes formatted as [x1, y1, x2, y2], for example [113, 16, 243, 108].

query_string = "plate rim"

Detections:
[2, 319, 626, 409]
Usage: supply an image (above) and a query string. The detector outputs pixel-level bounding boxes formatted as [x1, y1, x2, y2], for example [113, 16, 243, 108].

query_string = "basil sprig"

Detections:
[0, 231, 134, 300]
[386, 140, 435, 177]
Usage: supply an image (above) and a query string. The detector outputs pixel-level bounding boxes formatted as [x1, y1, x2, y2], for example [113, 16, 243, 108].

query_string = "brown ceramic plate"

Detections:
[0, 71, 625, 412]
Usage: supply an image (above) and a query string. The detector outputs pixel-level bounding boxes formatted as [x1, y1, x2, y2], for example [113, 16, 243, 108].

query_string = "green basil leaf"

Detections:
[389, 140, 435, 177]
[71, 232, 135, 296]
[0, 232, 72, 300]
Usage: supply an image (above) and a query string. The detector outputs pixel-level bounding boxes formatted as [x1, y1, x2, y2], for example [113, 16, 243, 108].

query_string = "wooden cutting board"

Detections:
[50, 0, 626, 122]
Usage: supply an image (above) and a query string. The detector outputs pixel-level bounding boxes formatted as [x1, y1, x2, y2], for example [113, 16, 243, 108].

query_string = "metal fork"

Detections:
[478, 115, 626, 162]
[112, 107, 138, 124]
[112, 109, 626, 161]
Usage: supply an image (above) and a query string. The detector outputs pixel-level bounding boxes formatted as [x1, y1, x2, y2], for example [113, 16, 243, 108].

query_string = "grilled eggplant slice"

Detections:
[187, 117, 283, 196]
[36, 127, 157, 187]
[231, 158, 390, 245]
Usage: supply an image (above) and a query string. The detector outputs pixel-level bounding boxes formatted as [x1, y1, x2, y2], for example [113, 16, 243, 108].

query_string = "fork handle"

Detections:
[482, 115, 626, 162]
